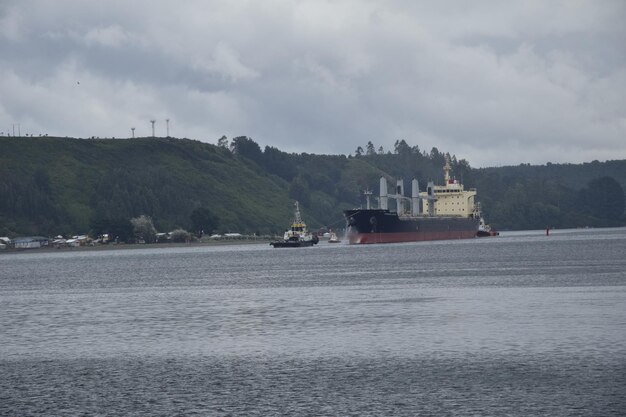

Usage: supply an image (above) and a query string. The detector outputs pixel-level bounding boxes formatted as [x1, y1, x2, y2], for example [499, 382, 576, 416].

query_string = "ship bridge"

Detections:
[419, 159, 476, 217]
[375, 158, 478, 218]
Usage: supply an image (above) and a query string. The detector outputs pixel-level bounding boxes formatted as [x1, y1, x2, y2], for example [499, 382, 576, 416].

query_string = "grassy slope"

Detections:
[0, 137, 303, 235]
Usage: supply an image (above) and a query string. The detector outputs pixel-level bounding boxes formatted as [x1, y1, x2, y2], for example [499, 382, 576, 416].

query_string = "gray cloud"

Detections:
[1, 0, 625, 167]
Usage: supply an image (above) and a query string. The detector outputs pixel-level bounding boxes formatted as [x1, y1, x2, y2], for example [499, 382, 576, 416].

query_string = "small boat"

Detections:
[270, 201, 319, 248]
[328, 232, 341, 243]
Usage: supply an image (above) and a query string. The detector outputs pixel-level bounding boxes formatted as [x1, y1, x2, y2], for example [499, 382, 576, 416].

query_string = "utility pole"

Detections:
[166, 119, 170, 137]
[150, 120, 156, 137]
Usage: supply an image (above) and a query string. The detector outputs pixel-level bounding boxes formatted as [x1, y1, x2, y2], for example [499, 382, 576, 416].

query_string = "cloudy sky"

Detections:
[1, 1, 625, 167]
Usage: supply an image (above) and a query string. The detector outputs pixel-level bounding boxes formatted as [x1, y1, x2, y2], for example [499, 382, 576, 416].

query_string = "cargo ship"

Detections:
[344, 160, 483, 244]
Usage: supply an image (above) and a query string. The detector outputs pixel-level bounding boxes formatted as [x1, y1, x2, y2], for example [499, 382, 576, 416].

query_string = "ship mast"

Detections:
[443, 157, 452, 184]
[294, 201, 303, 224]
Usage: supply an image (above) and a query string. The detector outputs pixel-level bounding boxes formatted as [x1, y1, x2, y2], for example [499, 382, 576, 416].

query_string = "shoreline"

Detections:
[0, 238, 277, 254]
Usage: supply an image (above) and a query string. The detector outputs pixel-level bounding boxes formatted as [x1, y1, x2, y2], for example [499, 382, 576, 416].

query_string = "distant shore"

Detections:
[0, 237, 277, 254]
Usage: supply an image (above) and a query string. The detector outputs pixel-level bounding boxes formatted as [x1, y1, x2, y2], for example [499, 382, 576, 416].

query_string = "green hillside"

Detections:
[0, 136, 385, 237]
[1, 136, 625, 238]
[466, 162, 626, 230]
[0, 137, 304, 236]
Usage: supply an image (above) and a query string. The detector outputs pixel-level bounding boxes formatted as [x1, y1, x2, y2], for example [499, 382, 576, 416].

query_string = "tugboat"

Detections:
[270, 201, 319, 248]
[476, 216, 499, 237]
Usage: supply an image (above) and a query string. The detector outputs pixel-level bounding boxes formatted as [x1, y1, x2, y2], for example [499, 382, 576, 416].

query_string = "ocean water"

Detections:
[1, 228, 625, 416]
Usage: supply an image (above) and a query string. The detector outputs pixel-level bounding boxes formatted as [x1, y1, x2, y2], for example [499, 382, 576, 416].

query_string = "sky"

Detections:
[1, 0, 625, 167]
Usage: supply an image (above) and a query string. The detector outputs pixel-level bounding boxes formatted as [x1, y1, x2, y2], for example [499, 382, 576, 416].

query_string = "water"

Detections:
[1, 228, 625, 416]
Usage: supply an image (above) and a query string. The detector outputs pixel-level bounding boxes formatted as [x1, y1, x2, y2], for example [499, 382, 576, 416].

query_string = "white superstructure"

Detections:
[420, 159, 477, 218]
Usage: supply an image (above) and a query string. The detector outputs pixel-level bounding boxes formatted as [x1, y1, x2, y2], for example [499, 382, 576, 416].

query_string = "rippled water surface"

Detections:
[2, 228, 625, 416]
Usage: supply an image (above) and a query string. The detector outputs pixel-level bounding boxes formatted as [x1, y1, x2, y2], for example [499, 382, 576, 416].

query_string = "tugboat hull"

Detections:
[477, 230, 499, 237]
[270, 240, 317, 248]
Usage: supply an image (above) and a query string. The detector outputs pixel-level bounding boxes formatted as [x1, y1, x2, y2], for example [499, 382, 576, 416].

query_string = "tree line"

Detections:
[223, 135, 625, 230]
[1, 135, 624, 238]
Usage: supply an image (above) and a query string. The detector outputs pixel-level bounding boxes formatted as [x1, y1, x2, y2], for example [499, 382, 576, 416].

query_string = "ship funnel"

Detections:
[379, 176, 388, 210]
[411, 178, 420, 216]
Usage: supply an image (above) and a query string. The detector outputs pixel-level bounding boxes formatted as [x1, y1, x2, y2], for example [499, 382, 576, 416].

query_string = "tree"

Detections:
[355, 146, 364, 157]
[579, 176, 625, 222]
[230, 136, 263, 163]
[108, 218, 134, 243]
[394, 139, 411, 155]
[90, 214, 133, 243]
[131, 214, 157, 243]
[366, 141, 375, 155]
[429, 147, 441, 159]
[378, 146, 384, 154]
[190, 207, 219, 236]
[217, 135, 228, 148]
[89, 213, 110, 237]
[169, 229, 192, 243]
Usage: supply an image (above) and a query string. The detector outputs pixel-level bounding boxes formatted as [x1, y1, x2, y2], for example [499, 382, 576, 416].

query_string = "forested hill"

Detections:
[467, 161, 626, 230]
[1, 136, 625, 238]
[0, 136, 382, 237]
